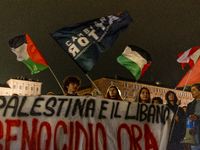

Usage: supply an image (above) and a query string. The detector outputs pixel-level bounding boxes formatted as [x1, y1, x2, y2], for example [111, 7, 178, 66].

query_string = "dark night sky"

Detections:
[0, 1, 200, 94]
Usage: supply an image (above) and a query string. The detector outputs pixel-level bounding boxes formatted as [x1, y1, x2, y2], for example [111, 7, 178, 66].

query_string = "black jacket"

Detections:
[165, 91, 186, 143]
[186, 99, 200, 143]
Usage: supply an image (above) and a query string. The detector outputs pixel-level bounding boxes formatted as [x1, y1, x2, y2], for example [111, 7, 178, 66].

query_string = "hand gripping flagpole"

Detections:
[86, 74, 101, 95]
[169, 61, 197, 142]
[48, 67, 65, 94]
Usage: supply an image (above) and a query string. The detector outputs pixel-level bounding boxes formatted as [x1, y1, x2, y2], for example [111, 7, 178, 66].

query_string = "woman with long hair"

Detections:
[134, 87, 151, 103]
[105, 85, 123, 101]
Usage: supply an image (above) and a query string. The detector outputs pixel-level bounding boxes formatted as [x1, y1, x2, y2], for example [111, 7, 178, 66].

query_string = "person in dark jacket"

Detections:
[187, 83, 200, 149]
[166, 90, 186, 150]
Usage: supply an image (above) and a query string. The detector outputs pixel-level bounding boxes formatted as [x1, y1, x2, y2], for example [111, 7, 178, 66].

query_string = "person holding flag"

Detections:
[175, 47, 200, 149]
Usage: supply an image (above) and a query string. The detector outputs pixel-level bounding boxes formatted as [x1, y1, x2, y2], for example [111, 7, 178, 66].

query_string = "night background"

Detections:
[0, 1, 200, 94]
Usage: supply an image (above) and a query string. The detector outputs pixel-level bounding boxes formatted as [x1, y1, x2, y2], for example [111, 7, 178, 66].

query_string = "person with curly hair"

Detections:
[62, 75, 81, 96]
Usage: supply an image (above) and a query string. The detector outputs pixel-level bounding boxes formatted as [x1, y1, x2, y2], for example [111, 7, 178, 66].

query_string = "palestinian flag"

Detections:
[9, 34, 48, 74]
[117, 45, 152, 81]
[177, 47, 200, 69]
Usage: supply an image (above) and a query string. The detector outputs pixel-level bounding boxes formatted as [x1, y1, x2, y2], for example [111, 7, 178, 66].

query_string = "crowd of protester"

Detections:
[45, 75, 200, 150]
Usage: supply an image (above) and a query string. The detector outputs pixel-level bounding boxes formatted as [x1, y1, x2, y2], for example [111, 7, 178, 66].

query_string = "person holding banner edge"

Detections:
[186, 83, 200, 149]
[62, 75, 81, 96]
[166, 90, 186, 150]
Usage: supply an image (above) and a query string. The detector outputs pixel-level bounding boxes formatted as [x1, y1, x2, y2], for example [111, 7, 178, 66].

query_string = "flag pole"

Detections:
[86, 74, 101, 95]
[48, 67, 65, 94]
[180, 65, 195, 100]
[124, 81, 137, 100]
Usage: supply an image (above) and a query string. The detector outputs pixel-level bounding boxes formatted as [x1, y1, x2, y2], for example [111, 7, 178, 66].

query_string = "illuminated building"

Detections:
[0, 76, 42, 96]
[78, 77, 193, 106]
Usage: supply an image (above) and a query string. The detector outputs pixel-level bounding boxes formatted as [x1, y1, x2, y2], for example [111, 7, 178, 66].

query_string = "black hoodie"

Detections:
[165, 91, 186, 149]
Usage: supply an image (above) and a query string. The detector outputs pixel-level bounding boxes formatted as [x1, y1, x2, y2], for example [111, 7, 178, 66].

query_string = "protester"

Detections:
[186, 83, 200, 149]
[105, 85, 123, 100]
[83, 93, 92, 98]
[165, 90, 186, 150]
[62, 75, 81, 96]
[152, 97, 163, 104]
[134, 87, 151, 103]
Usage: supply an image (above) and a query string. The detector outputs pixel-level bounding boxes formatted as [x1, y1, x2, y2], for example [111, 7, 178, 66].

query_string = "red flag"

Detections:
[177, 47, 200, 69]
[176, 58, 200, 87]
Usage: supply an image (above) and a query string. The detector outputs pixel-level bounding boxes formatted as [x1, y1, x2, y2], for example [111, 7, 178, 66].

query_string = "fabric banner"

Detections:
[50, 10, 133, 73]
[0, 96, 172, 150]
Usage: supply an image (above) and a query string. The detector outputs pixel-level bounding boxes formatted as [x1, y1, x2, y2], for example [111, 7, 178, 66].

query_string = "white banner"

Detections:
[0, 96, 173, 150]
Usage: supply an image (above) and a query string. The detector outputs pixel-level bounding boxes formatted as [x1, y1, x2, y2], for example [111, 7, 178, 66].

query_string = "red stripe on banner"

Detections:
[117, 123, 132, 150]
[69, 122, 74, 150]
[95, 123, 107, 150]
[21, 119, 38, 150]
[54, 121, 67, 150]
[75, 121, 89, 150]
[144, 124, 158, 150]
[26, 34, 48, 66]
[0, 121, 3, 150]
[38, 122, 51, 150]
[131, 124, 142, 150]
[88, 123, 94, 150]
[5, 119, 21, 150]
